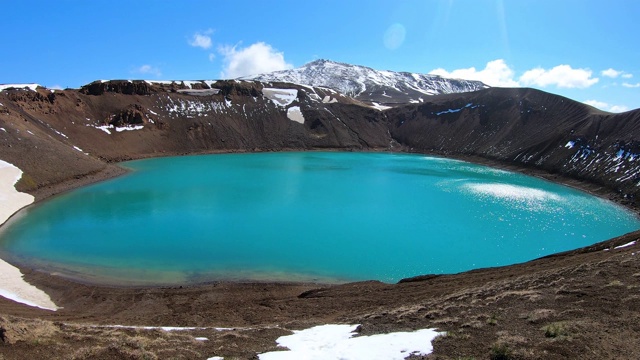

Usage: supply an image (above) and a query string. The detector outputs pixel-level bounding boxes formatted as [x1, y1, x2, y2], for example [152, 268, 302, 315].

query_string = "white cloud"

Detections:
[601, 68, 634, 80]
[583, 99, 629, 113]
[430, 60, 599, 89]
[208, 53, 216, 62]
[133, 64, 161, 77]
[189, 29, 213, 50]
[583, 99, 609, 109]
[601, 68, 622, 78]
[219, 42, 293, 78]
[429, 59, 519, 87]
[49, 84, 63, 90]
[520, 65, 598, 88]
[609, 105, 630, 113]
[429, 60, 635, 111]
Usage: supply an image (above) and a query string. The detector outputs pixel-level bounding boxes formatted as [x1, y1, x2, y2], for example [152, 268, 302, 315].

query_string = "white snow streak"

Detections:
[614, 241, 636, 249]
[370, 102, 391, 111]
[115, 125, 144, 132]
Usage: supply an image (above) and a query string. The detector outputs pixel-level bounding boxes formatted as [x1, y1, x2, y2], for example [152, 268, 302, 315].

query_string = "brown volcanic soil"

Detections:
[2, 83, 640, 359]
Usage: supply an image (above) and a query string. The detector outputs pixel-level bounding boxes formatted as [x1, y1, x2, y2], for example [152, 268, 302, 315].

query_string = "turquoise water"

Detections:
[1, 152, 639, 284]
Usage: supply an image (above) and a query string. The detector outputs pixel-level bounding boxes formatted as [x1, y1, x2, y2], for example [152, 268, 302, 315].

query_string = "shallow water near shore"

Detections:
[1, 152, 639, 284]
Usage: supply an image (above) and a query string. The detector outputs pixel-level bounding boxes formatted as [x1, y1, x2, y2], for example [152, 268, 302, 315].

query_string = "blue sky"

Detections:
[1, 0, 639, 112]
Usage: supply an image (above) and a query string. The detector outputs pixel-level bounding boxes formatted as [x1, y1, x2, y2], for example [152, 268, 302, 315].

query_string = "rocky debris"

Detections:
[4, 89, 57, 104]
[215, 80, 262, 98]
[107, 104, 147, 127]
[0, 316, 58, 345]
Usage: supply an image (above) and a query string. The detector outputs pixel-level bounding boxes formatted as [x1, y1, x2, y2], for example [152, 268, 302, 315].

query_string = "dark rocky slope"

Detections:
[0, 81, 391, 197]
[388, 87, 640, 205]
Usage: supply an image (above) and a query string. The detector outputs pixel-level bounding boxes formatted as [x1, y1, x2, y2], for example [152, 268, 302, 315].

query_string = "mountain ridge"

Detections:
[241, 59, 488, 107]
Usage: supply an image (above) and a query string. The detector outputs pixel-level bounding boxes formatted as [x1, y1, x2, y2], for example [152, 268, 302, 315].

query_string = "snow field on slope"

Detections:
[262, 88, 298, 107]
[258, 324, 442, 360]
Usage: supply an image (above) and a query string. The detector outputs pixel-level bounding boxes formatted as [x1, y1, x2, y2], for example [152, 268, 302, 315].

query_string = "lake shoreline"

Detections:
[0, 148, 635, 289]
[2, 149, 640, 359]
[6, 149, 639, 289]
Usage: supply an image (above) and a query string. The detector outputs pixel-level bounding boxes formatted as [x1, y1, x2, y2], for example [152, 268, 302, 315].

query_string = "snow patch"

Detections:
[0, 160, 34, 225]
[322, 95, 338, 104]
[286, 106, 305, 124]
[370, 102, 391, 111]
[90, 124, 143, 134]
[258, 324, 441, 360]
[92, 125, 112, 134]
[115, 125, 144, 132]
[262, 88, 298, 107]
[0, 160, 58, 311]
[52, 129, 68, 138]
[614, 241, 636, 249]
[565, 141, 575, 149]
[144, 80, 175, 85]
[164, 98, 233, 117]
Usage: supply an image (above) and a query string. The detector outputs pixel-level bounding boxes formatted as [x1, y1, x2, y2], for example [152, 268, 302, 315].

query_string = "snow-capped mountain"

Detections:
[242, 59, 488, 106]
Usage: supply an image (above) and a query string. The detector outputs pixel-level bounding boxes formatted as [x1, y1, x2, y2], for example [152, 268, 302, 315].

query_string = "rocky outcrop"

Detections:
[80, 80, 159, 96]
[107, 104, 147, 126]
[215, 80, 262, 98]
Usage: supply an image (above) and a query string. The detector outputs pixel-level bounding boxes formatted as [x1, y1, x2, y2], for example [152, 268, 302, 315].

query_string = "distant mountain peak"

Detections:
[241, 59, 488, 106]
